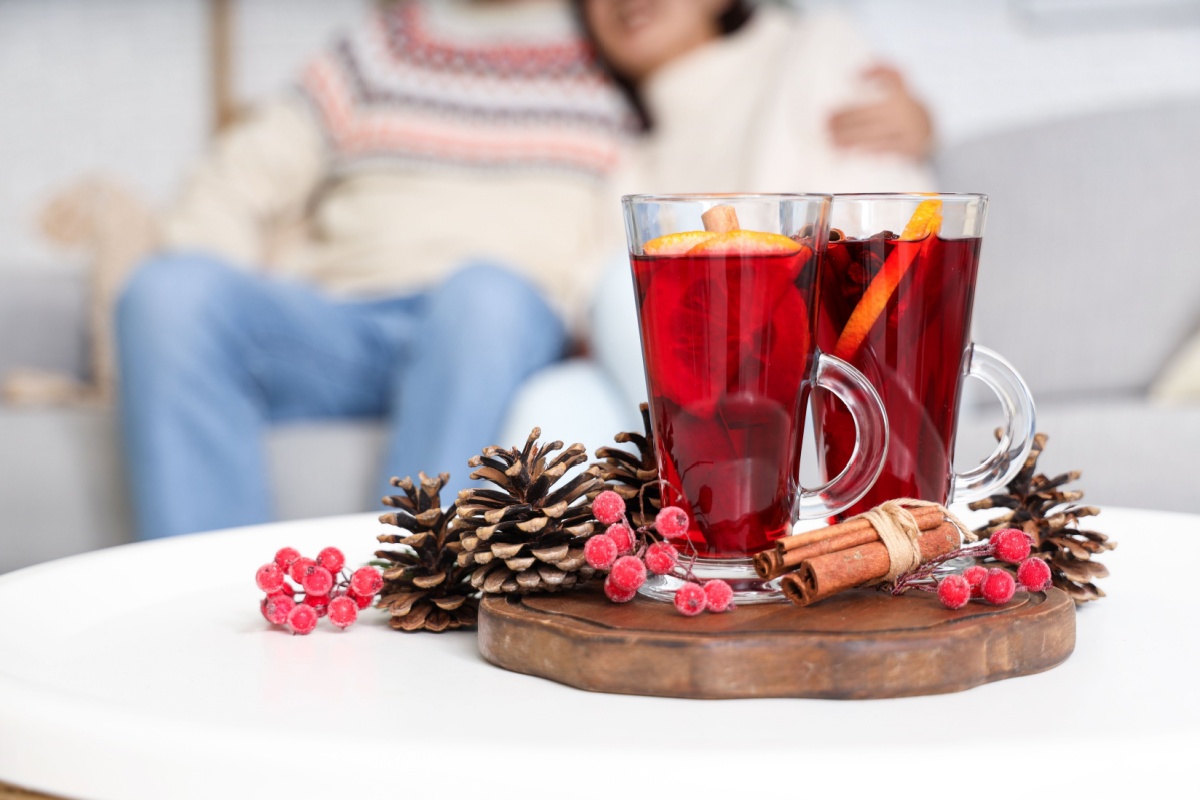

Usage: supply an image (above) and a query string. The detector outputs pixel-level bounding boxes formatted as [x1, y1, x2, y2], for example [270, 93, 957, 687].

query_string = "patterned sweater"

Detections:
[163, 0, 632, 320]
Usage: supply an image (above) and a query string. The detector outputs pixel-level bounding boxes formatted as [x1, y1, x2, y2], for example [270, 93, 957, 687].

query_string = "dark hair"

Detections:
[572, 1, 756, 131]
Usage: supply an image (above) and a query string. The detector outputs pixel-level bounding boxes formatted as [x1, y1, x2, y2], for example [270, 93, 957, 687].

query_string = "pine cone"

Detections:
[455, 428, 603, 594]
[590, 402, 662, 529]
[970, 432, 1115, 603]
[376, 472, 478, 632]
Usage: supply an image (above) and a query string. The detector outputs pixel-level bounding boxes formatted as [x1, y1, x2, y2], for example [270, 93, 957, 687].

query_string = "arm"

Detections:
[161, 96, 326, 266]
[772, 10, 937, 192]
[828, 65, 935, 160]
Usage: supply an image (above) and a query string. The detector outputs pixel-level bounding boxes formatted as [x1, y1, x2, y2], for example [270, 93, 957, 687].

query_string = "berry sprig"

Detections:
[587, 490, 734, 616]
[257, 546, 383, 635]
[886, 528, 1054, 610]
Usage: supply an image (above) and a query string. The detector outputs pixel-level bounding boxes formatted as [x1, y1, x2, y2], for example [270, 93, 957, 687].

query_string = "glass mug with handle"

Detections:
[622, 194, 889, 603]
[814, 193, 1036, 519]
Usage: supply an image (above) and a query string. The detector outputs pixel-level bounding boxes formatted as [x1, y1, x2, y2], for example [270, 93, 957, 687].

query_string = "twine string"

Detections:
[856, 498, 976, 583]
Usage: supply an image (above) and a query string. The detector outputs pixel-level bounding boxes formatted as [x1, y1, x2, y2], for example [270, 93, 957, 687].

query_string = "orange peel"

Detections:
[831, 199, 943, 361]
[643, 231, 718, 255]
[901, 198, 943, 240]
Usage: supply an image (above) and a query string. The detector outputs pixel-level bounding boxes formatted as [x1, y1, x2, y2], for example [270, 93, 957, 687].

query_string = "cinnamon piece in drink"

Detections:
[701, 204, 740, 233]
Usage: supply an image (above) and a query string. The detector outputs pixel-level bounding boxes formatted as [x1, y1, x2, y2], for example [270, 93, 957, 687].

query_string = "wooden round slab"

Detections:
[478, 586, 1075, 699]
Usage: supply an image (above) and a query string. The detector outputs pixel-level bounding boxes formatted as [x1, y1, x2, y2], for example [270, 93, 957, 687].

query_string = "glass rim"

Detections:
[832, 192, 988, 202]
[622, 192, 832, 204]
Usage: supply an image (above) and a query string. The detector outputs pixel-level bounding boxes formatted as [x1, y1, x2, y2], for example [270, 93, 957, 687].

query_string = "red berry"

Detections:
[654, 506, 689, 539]
[703, 580, 734, 613]
[592, 490, 626, 525]
[644, 542, 679, 576]
[673, 582, 707, 616]
[274, 547, 302, 571]
[980, 568, 1017, 605]
[609, 556, 647, 593]
[286, 603, 318, 635]
[267, 587, 295, 603]
[963, 565, 988, 598]
[604, 574, 637, 603]
[937, 574, 972, 609]
[262, 594, 296, 625]
[317, 546, 345, 574]
[289, 556, 317, 584]
[606, 523, 635, 555]
[328, 596, 358, 629]
[349, 591, 374, 610]
[303, 565, 334, 596]
[992, 529, 1032, 564]
[584, 535, 619, 570]
[350, 566, 383, 598]
[256, 563, 285, 594]
[303, 594, 331, 617]
[1017, 557, 1052, 592]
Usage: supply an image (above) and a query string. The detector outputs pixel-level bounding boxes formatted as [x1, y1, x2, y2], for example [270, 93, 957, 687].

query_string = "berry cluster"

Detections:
[587, 490, 734, 616]
[256, 546, 384, 635]
[888, 528, 1053, 610]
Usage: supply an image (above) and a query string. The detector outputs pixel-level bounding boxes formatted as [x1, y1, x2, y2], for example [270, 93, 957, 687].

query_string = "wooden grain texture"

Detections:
[478, 586, 1076, 699]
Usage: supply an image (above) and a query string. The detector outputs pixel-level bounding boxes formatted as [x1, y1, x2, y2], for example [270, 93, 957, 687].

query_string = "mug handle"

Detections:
[797, 353, 889, 519]
[950, 344, 1037, 504]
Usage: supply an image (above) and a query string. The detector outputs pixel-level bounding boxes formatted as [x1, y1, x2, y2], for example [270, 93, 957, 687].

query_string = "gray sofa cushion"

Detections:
[936, 98, 1200, 399]
[0, 407, 129, 573]
[0, 408, 388, 573]
[0, 265, 90, 380]
[956, 396, 1200, 514]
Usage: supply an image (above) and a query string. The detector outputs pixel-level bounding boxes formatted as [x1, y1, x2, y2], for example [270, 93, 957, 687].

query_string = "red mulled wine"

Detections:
[632, 245, 816, 557]
[814, 234, 983, 518]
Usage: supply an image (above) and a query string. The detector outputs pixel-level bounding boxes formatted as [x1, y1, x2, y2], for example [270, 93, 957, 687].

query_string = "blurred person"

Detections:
[116, 0, 633, 539]
[577, 0, 935, 193]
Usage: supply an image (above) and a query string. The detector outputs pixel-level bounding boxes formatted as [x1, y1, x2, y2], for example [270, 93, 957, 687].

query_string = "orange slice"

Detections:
[831, 200, 943, 361]
[686, 230, 802, 256]
[643, 231, 718, 255]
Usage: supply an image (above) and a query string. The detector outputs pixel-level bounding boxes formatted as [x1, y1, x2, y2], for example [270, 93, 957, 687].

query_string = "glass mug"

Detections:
[622, 194, 889, 603]
[813, 193, 1036, 519]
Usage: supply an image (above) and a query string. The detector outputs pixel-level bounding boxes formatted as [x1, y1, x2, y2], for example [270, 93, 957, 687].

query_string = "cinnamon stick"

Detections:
[754, 526, 882, 579]
[702, 204, 740, 233]
[755, 505, 945, 580]
[774, 505, 943, 553]
[779, 521, 960, 607]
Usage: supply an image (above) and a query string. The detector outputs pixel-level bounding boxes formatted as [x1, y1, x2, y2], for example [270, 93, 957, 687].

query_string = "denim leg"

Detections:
[116, 253, 415, 539]
[380, 263, 568, 501]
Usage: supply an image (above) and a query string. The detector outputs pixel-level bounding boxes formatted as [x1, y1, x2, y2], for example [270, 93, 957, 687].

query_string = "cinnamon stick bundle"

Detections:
[754, 505, 944, 580]
[779, 521, 960, 607]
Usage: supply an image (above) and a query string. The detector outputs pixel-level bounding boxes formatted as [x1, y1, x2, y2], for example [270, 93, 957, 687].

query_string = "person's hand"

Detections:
[828, 65, 934, 160]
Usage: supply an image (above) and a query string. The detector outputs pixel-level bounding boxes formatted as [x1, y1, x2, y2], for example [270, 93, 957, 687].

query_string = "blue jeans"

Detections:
[115, 253, 567, 540]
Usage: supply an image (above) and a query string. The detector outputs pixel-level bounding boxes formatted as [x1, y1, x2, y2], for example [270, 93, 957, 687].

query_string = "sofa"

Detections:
[3, 98, 1199, 574]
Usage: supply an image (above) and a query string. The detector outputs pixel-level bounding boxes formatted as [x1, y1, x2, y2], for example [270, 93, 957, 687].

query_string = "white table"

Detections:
[0, 507, 1194, 799]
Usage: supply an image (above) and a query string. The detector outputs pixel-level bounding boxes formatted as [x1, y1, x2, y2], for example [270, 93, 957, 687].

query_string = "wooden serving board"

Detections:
[0, 781, 58, 800]
[478, 585, 1075, 699]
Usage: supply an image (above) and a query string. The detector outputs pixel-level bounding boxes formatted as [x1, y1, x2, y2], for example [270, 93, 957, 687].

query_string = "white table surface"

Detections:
[0, 506, 1194, 799]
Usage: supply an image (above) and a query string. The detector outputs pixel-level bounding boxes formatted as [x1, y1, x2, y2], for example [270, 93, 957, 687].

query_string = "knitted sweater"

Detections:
[618, 7, 935, 197]
[163, 0, 632, 320]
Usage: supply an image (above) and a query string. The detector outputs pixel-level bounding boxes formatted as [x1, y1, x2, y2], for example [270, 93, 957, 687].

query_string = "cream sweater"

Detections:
[163, 0, 631, 323]
[617, 7, 936, 198]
